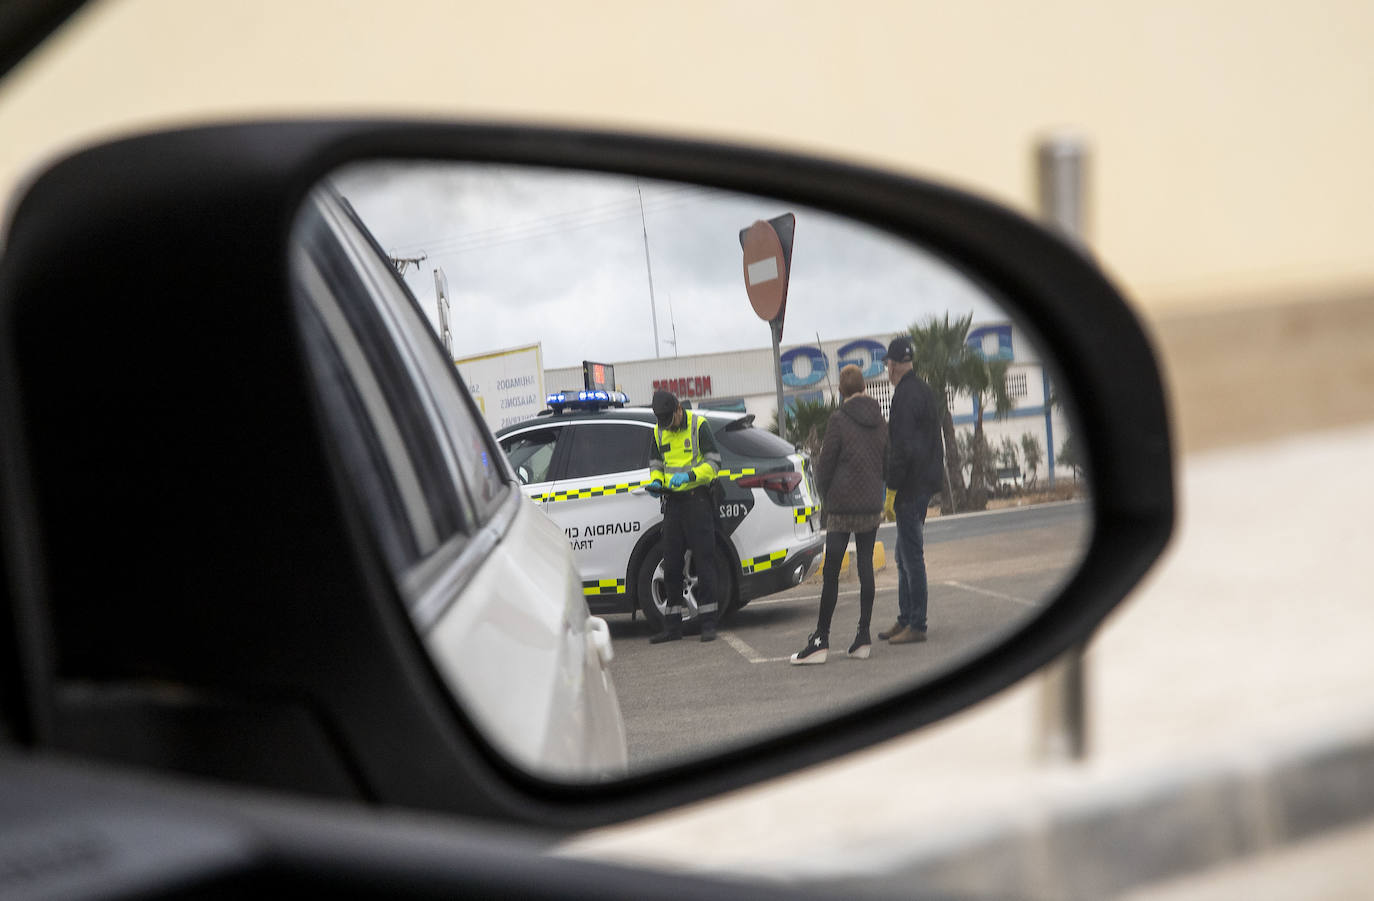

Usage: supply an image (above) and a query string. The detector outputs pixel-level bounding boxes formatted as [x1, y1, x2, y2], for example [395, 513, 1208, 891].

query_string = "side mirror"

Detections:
[0, 122, 1172, 830]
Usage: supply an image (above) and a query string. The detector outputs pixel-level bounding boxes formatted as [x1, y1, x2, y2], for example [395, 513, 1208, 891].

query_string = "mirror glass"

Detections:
[290, 161, 1092, 783]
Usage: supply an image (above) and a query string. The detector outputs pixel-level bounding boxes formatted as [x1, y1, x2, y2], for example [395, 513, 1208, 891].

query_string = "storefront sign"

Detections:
[652, 375, 713, 398]
[968, 324, 1014, 360]
[779, 346, 829, 387]
[836, 339, 888, 378]
[455, 342, 545, 431]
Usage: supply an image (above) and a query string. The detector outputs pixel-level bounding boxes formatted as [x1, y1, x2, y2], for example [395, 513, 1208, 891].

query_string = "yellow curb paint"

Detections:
[810, 541, 886, 584]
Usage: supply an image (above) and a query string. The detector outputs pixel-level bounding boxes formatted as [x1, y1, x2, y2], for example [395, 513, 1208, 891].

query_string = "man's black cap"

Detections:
[886, 335, 914, 364]
[651, 389, 679, 427]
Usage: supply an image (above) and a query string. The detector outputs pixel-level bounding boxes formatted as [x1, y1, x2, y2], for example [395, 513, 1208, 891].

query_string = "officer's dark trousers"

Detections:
[661, 487, 719, 627]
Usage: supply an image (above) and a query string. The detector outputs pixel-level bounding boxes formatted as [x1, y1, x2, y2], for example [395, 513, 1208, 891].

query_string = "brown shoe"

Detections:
[889, 626, 928, 645]
[877, 620, 905, 641]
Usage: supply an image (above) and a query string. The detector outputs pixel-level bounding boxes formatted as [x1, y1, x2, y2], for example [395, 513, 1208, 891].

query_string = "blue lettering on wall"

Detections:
[836, 339, 888, 378]
[779, 346, 828, 387]
[967, 324, 1014, 361]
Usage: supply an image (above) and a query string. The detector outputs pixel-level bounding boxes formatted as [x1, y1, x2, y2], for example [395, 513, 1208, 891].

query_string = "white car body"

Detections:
[422, 494, 627, 780]
[297, 188, 627, 780]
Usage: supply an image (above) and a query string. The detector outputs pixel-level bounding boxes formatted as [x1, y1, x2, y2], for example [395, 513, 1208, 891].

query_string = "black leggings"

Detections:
[816, 527, 877, 638]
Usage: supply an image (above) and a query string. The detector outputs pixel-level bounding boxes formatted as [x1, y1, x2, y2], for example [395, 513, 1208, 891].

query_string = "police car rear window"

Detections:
[714, 423, 796, 458]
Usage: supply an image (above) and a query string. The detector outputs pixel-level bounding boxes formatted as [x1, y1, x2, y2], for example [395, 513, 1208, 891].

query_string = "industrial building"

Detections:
[545, 321, 1075, 489]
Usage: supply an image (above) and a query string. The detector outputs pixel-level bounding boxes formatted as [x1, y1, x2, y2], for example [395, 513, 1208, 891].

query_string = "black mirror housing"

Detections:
[0, 122, 1172, 829]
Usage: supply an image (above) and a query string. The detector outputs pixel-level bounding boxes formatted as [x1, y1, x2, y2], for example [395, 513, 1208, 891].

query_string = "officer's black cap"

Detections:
[886, 335, 914, 364]
[651, 389, 679, 427]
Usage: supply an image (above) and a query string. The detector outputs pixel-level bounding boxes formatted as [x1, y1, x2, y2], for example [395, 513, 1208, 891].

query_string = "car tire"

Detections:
[635, 539, 735, 633]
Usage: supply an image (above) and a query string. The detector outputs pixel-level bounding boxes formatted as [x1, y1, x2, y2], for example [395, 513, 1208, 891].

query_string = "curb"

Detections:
[806, 541, 886, 584]
[796, 709, 1374, 900]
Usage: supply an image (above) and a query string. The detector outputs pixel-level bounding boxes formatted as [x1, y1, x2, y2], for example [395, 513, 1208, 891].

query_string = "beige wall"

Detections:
[4, 0, 1372, 318]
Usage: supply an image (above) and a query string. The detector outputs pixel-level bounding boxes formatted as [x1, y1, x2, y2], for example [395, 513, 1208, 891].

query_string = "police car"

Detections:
[496, 390, 826, 632]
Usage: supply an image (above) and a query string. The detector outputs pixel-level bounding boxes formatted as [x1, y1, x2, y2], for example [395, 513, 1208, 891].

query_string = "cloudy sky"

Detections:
[327, 161, 1010, 371]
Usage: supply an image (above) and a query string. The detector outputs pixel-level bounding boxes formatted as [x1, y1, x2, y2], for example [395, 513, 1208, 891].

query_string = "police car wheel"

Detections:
[635, 542, 734, 633]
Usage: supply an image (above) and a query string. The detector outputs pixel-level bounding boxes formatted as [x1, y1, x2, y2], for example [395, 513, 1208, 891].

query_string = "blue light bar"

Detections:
[546, 390, 629, 412]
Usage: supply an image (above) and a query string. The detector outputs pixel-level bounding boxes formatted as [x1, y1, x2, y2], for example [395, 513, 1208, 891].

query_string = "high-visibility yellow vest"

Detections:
[651, 411, 719, 492]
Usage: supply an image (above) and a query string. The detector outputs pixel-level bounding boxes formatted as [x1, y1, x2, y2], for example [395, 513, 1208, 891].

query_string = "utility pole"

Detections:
[664, 291, 680, 357]
[637, 182, 662, 359]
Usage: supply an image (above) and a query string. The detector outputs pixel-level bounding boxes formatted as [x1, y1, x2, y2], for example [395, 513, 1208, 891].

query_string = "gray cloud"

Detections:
[327, 161, 1009, 369]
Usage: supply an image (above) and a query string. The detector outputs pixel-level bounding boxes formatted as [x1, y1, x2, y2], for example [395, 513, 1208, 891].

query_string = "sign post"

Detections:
[740, 214, 795, 441]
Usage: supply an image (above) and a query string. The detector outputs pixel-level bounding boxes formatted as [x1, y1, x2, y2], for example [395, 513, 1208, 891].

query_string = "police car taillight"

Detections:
[737, 471, 802, 493]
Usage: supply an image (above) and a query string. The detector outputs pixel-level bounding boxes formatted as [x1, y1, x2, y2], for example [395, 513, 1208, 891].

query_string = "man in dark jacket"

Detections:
[879, 335, 945, 645]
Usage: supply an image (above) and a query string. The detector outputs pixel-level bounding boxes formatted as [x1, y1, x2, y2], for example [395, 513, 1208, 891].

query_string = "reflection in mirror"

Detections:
[290, 161, 1092, 784]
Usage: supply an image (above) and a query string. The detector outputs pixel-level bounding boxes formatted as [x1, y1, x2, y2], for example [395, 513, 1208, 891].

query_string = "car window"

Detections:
[561, 422, 652, 480]
[325, 197, 511, 525]
[501, 428, 561, 484]
[292, 203, 466, 568]
[714, 422, 796, 458]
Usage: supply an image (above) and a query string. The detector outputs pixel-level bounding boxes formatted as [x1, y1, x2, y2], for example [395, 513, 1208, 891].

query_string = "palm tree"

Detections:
[768, 396, 838, 457]
[908, 312, 979, 514]
[1058, 433, 1085, 481]
[1020, 432, 1044, 488]
[961, 355, 1015, 510]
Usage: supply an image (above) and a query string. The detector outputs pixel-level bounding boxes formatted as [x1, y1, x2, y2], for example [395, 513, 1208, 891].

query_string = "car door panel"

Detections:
[546, 422, 660, 595]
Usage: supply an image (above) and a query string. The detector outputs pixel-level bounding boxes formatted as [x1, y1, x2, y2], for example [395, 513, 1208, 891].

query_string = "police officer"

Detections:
[648, 389, 722, 643]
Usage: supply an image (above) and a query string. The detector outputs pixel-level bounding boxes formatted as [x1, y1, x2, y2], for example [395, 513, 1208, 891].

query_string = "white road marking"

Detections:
[720, 631, 792, 664]
[941, 580, 1038, 608]
[749, 588, 862, 607]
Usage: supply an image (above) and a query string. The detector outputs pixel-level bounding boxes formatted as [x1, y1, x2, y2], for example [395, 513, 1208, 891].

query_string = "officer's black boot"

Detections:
[699, 617, 717, 642]
[650, 613, 683, 644]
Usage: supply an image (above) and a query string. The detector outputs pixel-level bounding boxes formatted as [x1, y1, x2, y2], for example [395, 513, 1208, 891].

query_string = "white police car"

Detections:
[496, 391, 826, 631]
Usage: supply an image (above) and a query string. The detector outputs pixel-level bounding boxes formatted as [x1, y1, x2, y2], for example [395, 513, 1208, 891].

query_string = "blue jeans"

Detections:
[894, 496, 930, 633]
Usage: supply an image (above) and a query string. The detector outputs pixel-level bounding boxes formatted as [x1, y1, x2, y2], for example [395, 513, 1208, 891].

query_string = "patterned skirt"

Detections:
[821, 509, 881, 534]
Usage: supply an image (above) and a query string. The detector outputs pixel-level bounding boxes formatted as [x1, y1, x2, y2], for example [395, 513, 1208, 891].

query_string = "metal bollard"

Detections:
[1036, 132, 1091, 247]
[1037, 641, 1089, 761]
[1035, 133, 1090, 763]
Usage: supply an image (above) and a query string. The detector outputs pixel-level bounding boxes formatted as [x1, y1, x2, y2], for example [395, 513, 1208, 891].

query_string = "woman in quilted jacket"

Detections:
[791, 364, 889, 665]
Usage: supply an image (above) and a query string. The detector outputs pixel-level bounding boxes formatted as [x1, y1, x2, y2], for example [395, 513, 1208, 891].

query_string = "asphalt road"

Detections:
[606, 500, 1092, 772]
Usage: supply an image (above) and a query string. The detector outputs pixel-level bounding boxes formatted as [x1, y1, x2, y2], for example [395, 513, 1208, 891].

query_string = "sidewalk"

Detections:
[559, 421, 1374, 898]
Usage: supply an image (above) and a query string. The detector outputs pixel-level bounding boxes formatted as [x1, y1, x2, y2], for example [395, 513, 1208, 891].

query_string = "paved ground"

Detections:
[561, 421, 1374, 899]
[607, 502, 1090, 771]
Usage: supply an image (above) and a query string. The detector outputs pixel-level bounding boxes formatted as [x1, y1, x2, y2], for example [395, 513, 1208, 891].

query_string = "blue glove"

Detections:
[669, 472, 689, 489]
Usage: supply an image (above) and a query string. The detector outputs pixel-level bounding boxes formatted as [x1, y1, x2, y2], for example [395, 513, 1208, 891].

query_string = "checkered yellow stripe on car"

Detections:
[582, 579, 627, 596]
[741, 549, 788, 575]
[527, 468, 761, 505]
[794, 506, 818, 523]
[717, 468, 757, 480]
[531, 480, 650, 504]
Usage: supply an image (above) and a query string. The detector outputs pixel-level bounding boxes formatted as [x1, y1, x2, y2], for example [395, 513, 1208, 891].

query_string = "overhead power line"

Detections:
[384, 184, 722, 260]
